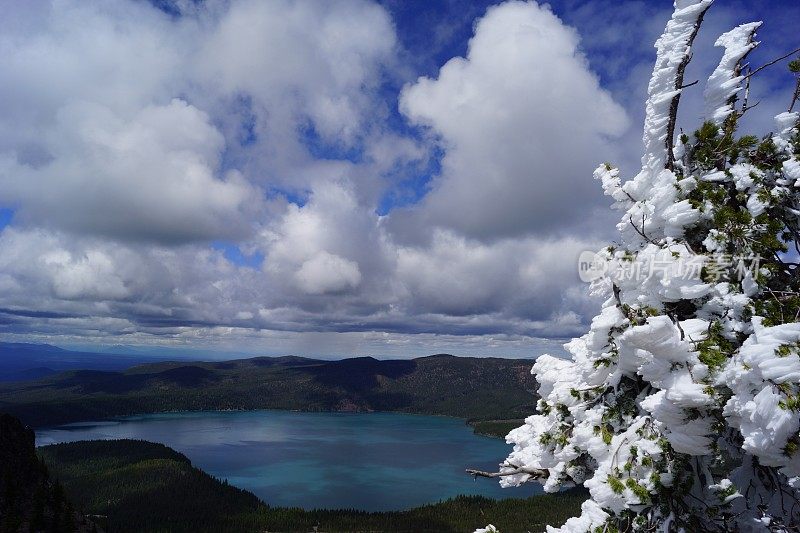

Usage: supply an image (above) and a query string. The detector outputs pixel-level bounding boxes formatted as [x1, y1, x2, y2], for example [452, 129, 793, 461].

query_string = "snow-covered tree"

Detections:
[478, 1, 800, 531]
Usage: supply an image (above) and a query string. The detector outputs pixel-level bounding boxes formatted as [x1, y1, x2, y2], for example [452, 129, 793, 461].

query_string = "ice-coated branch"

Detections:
[704, 22, 762, 125]
[643, 0, 713, 173]
[620, 0, 713, 207]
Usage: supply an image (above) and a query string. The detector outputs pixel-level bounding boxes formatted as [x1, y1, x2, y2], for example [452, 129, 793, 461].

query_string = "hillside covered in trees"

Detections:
[38, 437, 586, 532]
[0, 354, 538, 428]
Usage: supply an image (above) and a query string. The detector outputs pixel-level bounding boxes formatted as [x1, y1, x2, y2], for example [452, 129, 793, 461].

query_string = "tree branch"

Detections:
[742, 46, 800, 80]
[665, 6, 711, 171]
[789, 77, 800, 113]
[726, 25, 759, 134]
[466, 466, 549, 480]
[629, 214, 657, 244]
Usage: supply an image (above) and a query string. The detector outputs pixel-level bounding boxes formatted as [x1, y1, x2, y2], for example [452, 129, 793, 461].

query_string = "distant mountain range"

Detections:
[0, 342, 170, 382]
[0, 350, 538, 428]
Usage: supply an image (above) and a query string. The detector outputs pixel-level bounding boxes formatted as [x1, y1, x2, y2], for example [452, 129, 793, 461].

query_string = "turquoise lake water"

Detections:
[36, 410, 541, 511]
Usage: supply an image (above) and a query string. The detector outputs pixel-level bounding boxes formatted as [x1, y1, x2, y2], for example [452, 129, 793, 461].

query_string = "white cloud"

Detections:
[42, 249, 129, 301]
[397, 230, 517, 315]
[198, 0, 395, 143]
[0, 0, 400, 243]
[1, 99, 255, 242]
[397, 0, 629, 240]
[396, 229, 601, 330]
[194, 0, 400, 191]
[0, 0, 663, 355]
[261, 178, 396, 304]
[295, 251, 362, 295]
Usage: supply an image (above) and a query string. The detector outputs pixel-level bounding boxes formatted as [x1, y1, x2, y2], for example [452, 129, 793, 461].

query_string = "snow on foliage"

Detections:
[704, 22, 761, 125]
[637, 0, 712, 180]
[481, 1, 800, 531]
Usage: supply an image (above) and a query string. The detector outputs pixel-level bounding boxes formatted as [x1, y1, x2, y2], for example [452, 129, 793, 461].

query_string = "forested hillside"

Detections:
[0, 355, 538, 428]
[40, 438, 586, 532]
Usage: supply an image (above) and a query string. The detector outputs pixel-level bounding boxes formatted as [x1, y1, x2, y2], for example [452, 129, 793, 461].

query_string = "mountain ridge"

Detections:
[0, 353, 538, 428]
[0, 342, 170, 382]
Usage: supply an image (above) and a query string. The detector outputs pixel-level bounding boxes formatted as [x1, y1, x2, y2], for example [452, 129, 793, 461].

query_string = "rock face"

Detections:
[0, 413, 96, 532]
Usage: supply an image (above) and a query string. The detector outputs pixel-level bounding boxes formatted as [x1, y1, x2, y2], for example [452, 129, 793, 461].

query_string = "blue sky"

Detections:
[0, 0, 797, 358]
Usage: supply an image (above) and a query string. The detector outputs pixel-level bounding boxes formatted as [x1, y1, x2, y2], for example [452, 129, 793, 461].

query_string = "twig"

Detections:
[667, 310, 685, 340]
[790, 78, 800, 113]
[629, 215, 657, 244]
[466, 466, 549, 480]
[742, 100, 761, 113]
[741, 67, 752, 114]
[732, 28, 759, 123]
[742, 46, 800, 80]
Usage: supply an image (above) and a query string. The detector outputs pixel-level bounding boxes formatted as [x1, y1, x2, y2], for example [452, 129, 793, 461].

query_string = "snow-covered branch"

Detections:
[704, 22, 762, 125]
[641, 0, 712, 175]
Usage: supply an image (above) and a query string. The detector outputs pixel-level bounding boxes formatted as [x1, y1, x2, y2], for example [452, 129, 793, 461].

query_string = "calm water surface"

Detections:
[36, 410, 540, 511]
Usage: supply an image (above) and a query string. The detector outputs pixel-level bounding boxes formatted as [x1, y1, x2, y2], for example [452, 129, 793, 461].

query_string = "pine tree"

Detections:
[485, 1, 800, 531]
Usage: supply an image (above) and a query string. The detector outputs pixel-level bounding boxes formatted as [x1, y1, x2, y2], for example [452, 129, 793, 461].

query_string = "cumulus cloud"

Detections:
[198, 0, 396, 144]
[193, 0, 407, 202]
[0, 0, 399, 243]
[295, 252, 362, 295]
[1, 99, 256, 242]
[42, 249, 130, 302]
[260, 178, 397, 306]
[396, 229, 601, 331]
[1, 0, 691, 356]
[396, 0, 629, 240]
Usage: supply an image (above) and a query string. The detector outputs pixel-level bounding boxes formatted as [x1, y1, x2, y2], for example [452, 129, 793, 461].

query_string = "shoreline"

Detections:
[29, 406, 522, 440]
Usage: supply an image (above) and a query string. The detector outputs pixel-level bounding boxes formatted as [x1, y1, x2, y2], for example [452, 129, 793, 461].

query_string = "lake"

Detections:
[36, 410, 541, 511]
